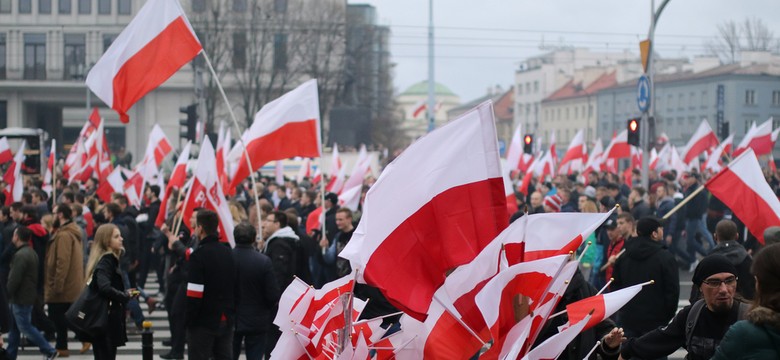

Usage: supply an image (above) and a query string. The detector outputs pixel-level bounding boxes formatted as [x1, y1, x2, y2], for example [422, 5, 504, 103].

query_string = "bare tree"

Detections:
[706, 17, 778, 64]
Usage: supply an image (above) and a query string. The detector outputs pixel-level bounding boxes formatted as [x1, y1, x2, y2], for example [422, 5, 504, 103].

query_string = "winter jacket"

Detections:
[630, 200, 653, 220]
[88, 253, 129, 347]
[7, 245, 38, 305]
[233, 244, 280, 334]
[264, 227, 301, 289]
[20, 219, 48, 293]
[44, 220, 84, 303]
[0, 219, 18, 284]
[712, 306, 780, 360]
[612, 235, 679, 335]
[683, 183, 708, 219]
[186, 234, 236, 331]
[689, 241, 754, 303]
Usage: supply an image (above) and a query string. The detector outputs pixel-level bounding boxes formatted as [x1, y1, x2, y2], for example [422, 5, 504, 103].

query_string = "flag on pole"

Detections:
[681, 119, 719, 164]
[86, 0, 202, 123]
[42, 140, 56, 197]
[97, 167, 125, 203]
[156, 141, 191, 227]
[558, 129, 586, 175]
[705, 148, 780, 244]
[228, 79, 321, 189]
[3, 141, 26, 205]
[733, 119, 773, 157]
[0, 137, 12, 165]
[704, 134, 734, 173]
[565, 283, 645, 331]
[340, 101, 508, 322]
[604, 130, 629, 160]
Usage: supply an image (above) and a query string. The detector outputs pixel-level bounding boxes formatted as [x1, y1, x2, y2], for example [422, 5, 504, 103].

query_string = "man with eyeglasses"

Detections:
[618, 255, 750, 360]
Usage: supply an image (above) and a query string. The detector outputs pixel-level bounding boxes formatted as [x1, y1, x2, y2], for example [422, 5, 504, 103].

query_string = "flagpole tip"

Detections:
[650, 280, 655, 284]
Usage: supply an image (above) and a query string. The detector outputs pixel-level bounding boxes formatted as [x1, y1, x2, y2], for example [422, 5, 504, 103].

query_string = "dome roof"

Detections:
[400, 81, 457, 97]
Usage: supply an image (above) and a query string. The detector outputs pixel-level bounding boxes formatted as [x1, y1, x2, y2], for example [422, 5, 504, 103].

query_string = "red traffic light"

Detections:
[629, 119, 639, 132]
[524, 135, 532, 144]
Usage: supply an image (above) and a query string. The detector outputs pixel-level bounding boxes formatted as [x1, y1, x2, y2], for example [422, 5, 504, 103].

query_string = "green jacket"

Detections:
[712, 306, 780, 360]
[7, 245, 39, 305]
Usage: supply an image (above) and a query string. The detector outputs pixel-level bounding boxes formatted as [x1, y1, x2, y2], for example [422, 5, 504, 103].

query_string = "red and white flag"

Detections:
[146, 124, 173, 167]
[342, 145, 371, 192]
[565, 283, 645, 332]
[155, 141, 191, 227]
[521, 313, 593, 360]
[64, 108, 101, 178]
[411, 100, 442, 119]
[229, 80, 321, 189]
[3, 141, 26, 205]
[296, 158, 312, 184]
[734, 119, 773, 157]
[96, 167, 126, 203]
[558, 129, 586, 175]
[523, 209, 615, 261]
[681, 119, 719, 164]
[340, 101, 508, 322]
[215, 121, 230, 193]
[669, 146, 687, 181]
[705, 148, 780, 245]
[338, 185, 362, 212]
[581, 139, 603, 181]
[705, 134, 734, 173]
[86, 0, 202, 123]
[0, 137, 11, 165]
[326, 162, 347, 195]
[505, 124, 523, 172]
[181, 137, 235, 247]
[42, 139, 56, 197]
[604, 129, 629, 160]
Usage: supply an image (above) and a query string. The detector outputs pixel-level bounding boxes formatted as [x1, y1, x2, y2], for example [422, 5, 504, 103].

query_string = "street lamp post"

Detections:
[427, 0, 436, 133]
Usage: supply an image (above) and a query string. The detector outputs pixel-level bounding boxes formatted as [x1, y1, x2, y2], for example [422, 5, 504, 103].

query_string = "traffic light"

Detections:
[627, 118, 640, 147]
[523, 134, 534, 154]
[718, 121, 730, 140]
[179, 104, 198, 141]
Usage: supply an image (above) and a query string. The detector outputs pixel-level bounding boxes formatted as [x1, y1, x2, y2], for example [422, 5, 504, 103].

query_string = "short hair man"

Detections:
[321, 208, 355, 279]
[620, 255, 748, 360]
[690, 220, 754, 302]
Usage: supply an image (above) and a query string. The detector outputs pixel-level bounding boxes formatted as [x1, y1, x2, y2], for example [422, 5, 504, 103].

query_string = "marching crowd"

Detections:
[0, 151, 778, 360]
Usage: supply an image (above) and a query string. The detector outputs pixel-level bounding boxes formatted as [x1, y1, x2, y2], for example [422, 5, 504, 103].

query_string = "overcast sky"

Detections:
[349, 0, 780, 101]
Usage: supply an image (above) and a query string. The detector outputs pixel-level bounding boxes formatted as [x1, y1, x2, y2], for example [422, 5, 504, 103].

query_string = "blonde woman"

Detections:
[83, 224, 137, 359]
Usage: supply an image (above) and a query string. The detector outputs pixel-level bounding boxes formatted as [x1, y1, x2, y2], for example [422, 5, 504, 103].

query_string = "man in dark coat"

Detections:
[186, 210, 236, 360]
[689, 220, 754, 302]
[628, 186, 653, 220]
[613, 217, 679, 338]
[682, 172, 715, 257]
[232, 223, 280, 359]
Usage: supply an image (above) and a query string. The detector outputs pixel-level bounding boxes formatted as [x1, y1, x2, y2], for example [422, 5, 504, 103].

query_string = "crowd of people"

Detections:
[0, 149, 778, 359]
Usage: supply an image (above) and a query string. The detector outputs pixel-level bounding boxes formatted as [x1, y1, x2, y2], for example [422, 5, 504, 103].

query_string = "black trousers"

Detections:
[168, 281, 187, 355]
[47, 302, 71, 350]
[91, 336, 117, 360]
[187, 321, 233, 360]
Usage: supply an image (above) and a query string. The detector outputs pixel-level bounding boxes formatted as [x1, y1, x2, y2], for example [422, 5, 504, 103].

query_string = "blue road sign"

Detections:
[637, 75, 651, 113]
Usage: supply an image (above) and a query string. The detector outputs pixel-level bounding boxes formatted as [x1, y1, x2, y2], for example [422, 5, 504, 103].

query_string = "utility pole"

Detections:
[426, 0, 436, 133]
[641, 0, 671, 189]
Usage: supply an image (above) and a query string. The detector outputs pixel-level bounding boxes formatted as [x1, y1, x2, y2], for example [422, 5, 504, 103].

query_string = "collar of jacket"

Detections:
[198, 234, 220, 245]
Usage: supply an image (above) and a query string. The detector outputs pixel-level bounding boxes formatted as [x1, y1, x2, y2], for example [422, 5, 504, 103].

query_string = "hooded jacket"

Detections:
[712, 306, 780, 360]
[44, 220, 85, 303]
[612, 235, 679, 335]
[264, 226, 300, 289]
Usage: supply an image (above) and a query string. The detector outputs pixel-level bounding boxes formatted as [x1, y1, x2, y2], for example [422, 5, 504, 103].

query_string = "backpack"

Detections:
[685, 299, 750, 348]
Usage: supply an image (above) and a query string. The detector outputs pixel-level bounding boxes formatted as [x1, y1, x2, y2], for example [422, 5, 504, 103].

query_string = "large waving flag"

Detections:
[146, 124, 174, 167]
[3, 141, 26, 205]
[0, 137, 11, 165]
[181, 137, 235, 247]
[681, 119, 719, 164]
[86, 0, 202, 123]
[603, 129, 629, 160]
[558, 129, 586, 175]
[42, 140, 56, 197]
[734, 119, 773, 157]
[229, 79, 321, 189]
[96, 167, 125, 203]
[156, 141, 191, 227]
[706, 149, 780, 244]
[340, 101, 508, 322]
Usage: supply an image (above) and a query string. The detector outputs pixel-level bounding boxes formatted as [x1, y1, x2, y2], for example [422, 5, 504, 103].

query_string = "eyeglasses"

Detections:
[702, 276, 737, 288]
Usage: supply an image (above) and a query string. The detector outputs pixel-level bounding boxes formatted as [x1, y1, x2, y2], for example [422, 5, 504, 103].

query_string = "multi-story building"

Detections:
[397, 81, 460, 143]
[596, 52, 780, 153]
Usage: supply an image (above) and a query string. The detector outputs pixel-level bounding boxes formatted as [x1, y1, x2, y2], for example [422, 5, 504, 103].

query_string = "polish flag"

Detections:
[604, 130, 630, 160]
[338, 184, 362, 212]
[215, 121, 229, 192]
[681, 119, 719, 164]
[705, 134, 734, 173]
[96, 167, 125, 203]
[305, 206, 323, 236]
[341, 145, 371, 192]
[228, 80, 321, 190]
[42, 139, 56, 197]
[123, 167, 145, 208]
[521, 313, 593, 360]
[181, 137, 235, 247]
[581, 139, 603, 181]
[494, 298, 554, 360]
[64, 109, 101, 178]
[523, 209, 616, 261]
[549, 132, 558, 167]
[325, 163, 346, 194]
[0, 137, 11, 165]
[558, 129, 585, 175]
[155, 141, 191, 227]
[296, 158, 312, 183]
[650, 144, 670, 171]
[522, 261, 581, 355]
[734, 119, 773, 157]
[669, 146, 687, 181]
[505, 124, 524, 172]
[503, 170, 518, 215]
[565, 283, 645, 331]
[705, 148, 780, 245]
[340, 101, 508, 322]
[146, 124, 173, 167]
[534, 150, 555, 182]
[86, 0, 202, 123]
[3, 141, 26, 205]
[412, 100, 442, 119]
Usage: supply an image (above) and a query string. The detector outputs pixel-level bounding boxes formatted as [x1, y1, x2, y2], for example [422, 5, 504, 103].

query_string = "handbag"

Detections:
[65, 280, 109, 337]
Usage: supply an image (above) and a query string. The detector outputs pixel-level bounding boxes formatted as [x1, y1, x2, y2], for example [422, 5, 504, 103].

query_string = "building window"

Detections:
[58, 0, 70, 13]
[102, 33, 118, 52]
[0, 101, 6, 129]
[232, 32, 246, 69]
[517, 86, 522, 95]
[772, 91, 780, 106]
[701, 91, 708, 107]
[97, 0, 109, 14]
[0, 0, 9, 13]
[525, 82, 530, 94]
[192, 0, 204, 12]
[39, 0, 51, 13]
[667, 94, 673, 110]
[77, 0, 89, 13]
[689, 92, 696, 109]
[745, 90, 755, 105]
[19, 0, 31, 13]
[565, 108, 569, 120]
[24, 33, 46, 80]
[574, 107, 579, 119]
[117, 0, 129, 13]
[273, 33, 287, 71]
[274, 0, 286, 13]
[232, 0, 245, 11]
[64, 34, 86, 80]
[534, 81, 539, 93]
[678, 94, 684, 109]
[0, 34, 6, 79]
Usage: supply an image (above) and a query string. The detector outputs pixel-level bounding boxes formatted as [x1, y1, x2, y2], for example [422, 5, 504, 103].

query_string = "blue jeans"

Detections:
[7, 304, 56, 359]
[233, 332, 266, 360]
[122, 270, 144, 326]
[686, 216, 715, 258]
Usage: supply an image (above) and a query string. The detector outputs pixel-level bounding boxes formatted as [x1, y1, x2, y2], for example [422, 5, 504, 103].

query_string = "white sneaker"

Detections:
[689, 259, 699, 273]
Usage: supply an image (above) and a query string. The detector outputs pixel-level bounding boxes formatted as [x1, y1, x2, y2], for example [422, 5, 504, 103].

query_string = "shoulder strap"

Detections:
[737, 301, 750, 320]
[685, 299, 706, 348]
